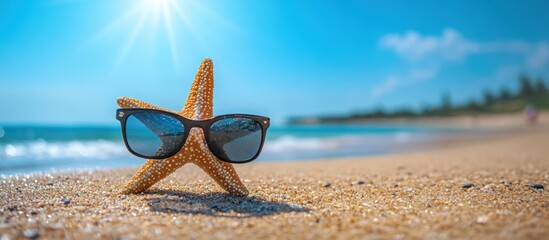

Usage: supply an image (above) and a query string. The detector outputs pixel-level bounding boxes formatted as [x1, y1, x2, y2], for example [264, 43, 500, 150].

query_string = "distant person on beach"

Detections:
[523, 104, 538, 125]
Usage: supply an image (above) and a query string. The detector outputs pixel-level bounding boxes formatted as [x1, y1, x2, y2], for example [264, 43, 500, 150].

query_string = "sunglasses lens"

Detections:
[209, 117, 263, 162]
[125, 112, 185, 158]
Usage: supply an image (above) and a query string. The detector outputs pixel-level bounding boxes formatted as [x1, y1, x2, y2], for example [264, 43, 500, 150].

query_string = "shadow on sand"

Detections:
[145, 190, 310, 218]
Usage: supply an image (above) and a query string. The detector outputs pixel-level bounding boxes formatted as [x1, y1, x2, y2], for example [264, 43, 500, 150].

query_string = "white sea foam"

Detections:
[0, 139, 129, 161]
[264, 136, 327, 152]
[394, 132, 411, 143]
[263, 135, 393, 153]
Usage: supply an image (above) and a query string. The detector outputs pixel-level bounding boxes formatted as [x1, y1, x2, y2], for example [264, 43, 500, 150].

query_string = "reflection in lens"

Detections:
[125, 112, 185, 158]
[209, 117, 262, 162]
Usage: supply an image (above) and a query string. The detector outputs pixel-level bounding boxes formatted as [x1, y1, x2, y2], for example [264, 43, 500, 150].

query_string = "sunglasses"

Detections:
[116, 108, 270, 163]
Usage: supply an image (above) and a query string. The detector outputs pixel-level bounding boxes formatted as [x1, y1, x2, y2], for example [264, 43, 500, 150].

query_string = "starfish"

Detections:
[116, 58, 248, 196]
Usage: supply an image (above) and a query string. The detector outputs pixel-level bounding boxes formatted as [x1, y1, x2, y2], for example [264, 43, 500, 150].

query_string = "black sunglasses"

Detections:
[116, 108, 270, 163]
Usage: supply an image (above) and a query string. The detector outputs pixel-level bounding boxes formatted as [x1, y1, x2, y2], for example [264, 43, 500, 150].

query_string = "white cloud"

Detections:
[380, 28, 479, 62]
[381, 28, 549, 69]
[371, 75, 399, 98]
[372, 28, 549, 98]
[371, 66, 438, 98]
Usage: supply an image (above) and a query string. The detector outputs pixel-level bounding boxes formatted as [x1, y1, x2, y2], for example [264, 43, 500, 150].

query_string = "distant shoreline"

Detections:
[290, 78, 549, 126]
[289, 111, 549, 129]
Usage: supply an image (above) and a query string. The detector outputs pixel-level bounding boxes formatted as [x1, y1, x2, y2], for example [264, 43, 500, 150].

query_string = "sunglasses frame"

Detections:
[116, 108, 270, 163]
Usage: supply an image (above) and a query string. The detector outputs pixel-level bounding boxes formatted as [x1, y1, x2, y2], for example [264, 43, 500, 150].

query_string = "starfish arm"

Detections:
[121, 156, 189, 194]
[180, 58, 214, 119]
[185, 132, 249, 196]
[117, 97, 174, 112]
[195, 156, 249, 196]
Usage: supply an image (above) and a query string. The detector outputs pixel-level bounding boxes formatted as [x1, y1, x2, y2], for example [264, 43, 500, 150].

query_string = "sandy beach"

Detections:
[1, 119, 548, 239]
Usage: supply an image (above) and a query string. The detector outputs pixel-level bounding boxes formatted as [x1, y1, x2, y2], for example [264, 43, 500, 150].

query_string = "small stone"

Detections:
[500, 181, 512, 185]
[530, 183, 544, 189]
[476, 215, 489, 223]
[23, 229, 39, 239]
[62, 199, 71, 205]
[462, 183, 474, 189]
[30, 210, 39, 215]
[355, 180, 365, 185]
[322, 181, 331, 188]
[289, 203, 303, 210]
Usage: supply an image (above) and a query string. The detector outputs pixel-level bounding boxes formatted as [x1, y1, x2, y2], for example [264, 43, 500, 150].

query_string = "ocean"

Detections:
[0, 124, 498, 175]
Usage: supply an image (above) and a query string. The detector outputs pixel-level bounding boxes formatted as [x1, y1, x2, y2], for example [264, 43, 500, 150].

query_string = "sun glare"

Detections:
[148, 0, 170, 8]
[93, 0, 209, 71]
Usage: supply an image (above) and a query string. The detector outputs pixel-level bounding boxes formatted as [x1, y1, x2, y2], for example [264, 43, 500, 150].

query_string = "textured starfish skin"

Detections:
[117, 58, 248, 196]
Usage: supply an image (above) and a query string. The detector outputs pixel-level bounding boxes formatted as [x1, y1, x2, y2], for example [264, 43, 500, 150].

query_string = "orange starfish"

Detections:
[116, 58, 248, 196]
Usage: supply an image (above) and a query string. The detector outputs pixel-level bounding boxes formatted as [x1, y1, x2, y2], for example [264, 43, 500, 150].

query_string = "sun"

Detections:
[148, 0, 171, 8]
[93, 0, 201, 71]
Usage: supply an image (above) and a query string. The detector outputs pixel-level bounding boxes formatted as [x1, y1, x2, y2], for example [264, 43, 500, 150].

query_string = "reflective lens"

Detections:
[208, 117, 263, 162]
[125, 112, 185, 158]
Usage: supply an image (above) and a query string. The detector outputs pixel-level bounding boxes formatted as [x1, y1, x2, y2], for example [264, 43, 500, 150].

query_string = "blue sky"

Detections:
[1, 0, 548, 125]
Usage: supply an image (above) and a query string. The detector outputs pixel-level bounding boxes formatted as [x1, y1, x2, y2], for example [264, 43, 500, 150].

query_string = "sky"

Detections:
[1, 0, 548, 125]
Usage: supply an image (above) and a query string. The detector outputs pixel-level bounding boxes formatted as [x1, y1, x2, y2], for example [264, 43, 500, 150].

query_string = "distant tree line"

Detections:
[417, 75, 548, 117]
[289, 75, 548, 124]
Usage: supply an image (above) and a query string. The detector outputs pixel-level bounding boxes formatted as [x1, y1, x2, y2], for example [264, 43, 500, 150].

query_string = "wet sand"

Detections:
[1, 123, 548, 239]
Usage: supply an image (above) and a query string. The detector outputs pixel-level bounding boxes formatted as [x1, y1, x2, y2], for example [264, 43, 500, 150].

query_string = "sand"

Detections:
[1, 126, 548, 239]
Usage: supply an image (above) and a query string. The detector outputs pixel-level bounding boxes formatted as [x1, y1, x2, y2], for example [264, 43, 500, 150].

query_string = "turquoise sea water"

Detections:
[0, 124, 498, 175]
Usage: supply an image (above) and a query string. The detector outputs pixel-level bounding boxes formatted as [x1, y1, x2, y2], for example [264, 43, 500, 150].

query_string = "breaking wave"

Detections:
[0, 139, 129, 161]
